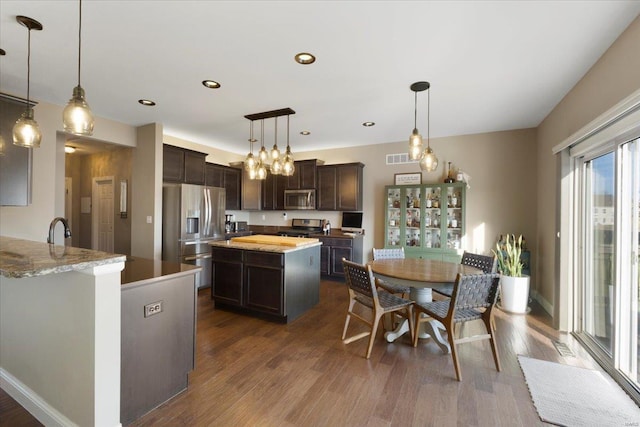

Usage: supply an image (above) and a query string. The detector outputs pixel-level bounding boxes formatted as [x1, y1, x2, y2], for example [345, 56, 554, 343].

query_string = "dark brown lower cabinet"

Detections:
[318, 235, 363, 279]
[211, 244, 320, 322]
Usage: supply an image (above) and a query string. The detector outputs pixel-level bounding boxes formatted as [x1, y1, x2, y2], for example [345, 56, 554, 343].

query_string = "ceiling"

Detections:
[1, 1, 639, 155]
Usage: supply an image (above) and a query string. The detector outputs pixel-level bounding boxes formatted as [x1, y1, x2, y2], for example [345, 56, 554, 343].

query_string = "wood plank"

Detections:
[4, 279, 607, 427]
[230, 234, 319, 246]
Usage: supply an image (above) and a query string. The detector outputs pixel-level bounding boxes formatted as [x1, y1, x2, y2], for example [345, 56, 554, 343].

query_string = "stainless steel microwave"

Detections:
[284, 189, 316, 210]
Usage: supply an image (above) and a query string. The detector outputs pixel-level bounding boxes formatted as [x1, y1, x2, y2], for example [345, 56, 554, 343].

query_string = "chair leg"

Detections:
[412, 309, 422, 347]
[406, 305, 415, 343]
[447, 323, 462, 381]
[342, 299, 356, 340]
[366, 312, 383, 359]
[483, 315, 501, 372]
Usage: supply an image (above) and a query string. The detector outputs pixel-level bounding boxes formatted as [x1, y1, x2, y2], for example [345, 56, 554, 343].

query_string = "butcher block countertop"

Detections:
[210, 235, 322, 253]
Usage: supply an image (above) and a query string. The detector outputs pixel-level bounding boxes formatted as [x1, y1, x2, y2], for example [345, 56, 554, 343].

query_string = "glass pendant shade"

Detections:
[248, 166, 257, 180]
[271, 158, 282, 175]
[13, 107, 42, 148]
[63, 85, 94, 135]
[259, 146, 268, 162]
[409, 129, 423, 160]
[419, 146, 438, 172]
[282, 147, 295, 176]
[245, 152, 256, 172]
[256, 161, 267, 180]
[271, 145, 280, 160]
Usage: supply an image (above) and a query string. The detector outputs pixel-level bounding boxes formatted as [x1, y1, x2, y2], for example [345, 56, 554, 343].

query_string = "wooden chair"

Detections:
[432, 251, 497, 298]
[342, 258, 415, 359]
[412, 273, 501, 381]
[372, 247, 411, 297]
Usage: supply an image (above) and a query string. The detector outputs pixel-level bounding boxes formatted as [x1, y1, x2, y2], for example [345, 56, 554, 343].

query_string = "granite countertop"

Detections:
[210, 239, 322, 253]
[0, 236, 126, 279]
[121, 256, 200, 287]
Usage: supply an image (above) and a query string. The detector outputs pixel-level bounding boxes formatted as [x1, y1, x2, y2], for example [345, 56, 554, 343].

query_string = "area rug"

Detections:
[518, 355, 640, 426]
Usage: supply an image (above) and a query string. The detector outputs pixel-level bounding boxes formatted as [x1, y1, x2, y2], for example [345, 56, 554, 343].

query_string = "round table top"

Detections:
[368, 258, 482, 286]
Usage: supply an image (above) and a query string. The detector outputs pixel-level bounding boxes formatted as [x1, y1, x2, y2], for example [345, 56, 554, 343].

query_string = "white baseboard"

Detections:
[531, 289, 553, 316]
[0, 368, 77, 427]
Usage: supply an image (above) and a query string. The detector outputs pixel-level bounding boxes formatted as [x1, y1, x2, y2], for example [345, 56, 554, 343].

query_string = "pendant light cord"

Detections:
[286, 115, 290, 148]
[413, 91, 418, 129]
[77, 0, 82, 86]
[26, 28, 31, 104]
[426, 88, 430, 148]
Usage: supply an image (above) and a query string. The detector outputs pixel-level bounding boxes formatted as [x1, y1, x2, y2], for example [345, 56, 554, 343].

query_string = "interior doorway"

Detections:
[92, 176, 115, 253]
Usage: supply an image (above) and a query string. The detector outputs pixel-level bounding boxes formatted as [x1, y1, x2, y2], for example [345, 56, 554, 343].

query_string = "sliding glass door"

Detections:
[577, 137, 640, 394]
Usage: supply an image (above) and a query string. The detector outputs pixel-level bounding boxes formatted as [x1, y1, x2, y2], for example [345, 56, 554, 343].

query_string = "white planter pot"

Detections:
[499, 274, 530, 314]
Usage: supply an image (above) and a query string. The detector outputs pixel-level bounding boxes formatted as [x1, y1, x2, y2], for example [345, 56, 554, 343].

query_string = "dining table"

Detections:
[368, 258, 482, 352]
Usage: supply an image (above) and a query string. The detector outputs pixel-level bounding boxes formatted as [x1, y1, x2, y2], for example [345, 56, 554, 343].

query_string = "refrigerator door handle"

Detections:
[184, 254, 212, 261]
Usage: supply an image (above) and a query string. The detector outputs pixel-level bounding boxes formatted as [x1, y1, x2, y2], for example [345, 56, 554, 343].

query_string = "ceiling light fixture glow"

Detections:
[202, 80, 221, 89]
[300, 130, 310, 136]
[295, 52, 316, 65]
[138, 99, 156, 106]
[362, 122, 375, 127]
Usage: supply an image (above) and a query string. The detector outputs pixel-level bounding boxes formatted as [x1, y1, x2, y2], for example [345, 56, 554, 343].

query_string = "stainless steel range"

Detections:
[278, 218, 324, 237]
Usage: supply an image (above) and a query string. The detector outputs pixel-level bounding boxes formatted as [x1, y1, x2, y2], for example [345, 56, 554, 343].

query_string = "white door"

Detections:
[92, 177, 114, 252]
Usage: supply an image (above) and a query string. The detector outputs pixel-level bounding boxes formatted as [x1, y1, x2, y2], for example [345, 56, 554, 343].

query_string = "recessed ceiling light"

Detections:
[295, 52, 316, 65]
[0, 48, 5, 56]
[65, 146, 76, 154]
[138, 99, 156, 106]
[300, 130, 311, 136]
[202, 80, 221, 89]
[362, 122, 375, 127]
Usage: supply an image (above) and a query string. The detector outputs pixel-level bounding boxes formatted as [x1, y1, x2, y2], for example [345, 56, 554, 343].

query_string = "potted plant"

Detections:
[492, 234, 530, 314]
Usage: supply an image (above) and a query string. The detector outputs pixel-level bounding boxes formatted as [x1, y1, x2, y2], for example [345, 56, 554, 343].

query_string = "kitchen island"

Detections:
[210, 235, 322, 323]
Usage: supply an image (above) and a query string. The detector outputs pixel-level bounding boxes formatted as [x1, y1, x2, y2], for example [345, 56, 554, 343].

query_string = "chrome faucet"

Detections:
[47, 217, 72, 244]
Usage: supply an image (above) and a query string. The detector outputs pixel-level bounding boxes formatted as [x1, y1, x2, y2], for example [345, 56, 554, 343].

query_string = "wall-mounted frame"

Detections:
[394, 172, 422, 185]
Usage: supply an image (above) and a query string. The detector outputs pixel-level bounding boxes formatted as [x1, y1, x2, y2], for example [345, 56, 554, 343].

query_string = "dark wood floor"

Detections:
[1, 279, 601, 427]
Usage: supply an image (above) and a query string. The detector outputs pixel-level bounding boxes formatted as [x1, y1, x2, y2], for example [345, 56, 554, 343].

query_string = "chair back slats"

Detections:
[343, 258, 376, 299]
[460, 251, 496, 273]
[372, 247, 405, 260]
[452, 273, 500, 310]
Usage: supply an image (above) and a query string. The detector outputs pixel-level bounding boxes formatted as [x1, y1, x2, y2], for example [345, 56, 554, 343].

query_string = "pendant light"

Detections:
[270, 117, 282, 175]
[417, 81, 438, 172]
[244, 120, 257, 173]
[408, 82, 429, 161]
[13, 16, 43, 148]
[282, 115, 295, 177]
[256, 120, 267, 180]
[63, 0, 94, 136]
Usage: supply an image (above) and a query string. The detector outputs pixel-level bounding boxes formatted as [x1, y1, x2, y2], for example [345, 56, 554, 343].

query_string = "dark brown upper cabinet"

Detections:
[316, 162, 364, 211]
[163, 144, 206, 185]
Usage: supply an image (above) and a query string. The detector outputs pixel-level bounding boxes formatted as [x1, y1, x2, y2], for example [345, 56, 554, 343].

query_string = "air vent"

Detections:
[386, 153, 417, 165]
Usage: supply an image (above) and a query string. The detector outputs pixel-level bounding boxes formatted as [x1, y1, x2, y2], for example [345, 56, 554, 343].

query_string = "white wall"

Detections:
[0, 100, 136, 242]
[536, 15, 640, 326]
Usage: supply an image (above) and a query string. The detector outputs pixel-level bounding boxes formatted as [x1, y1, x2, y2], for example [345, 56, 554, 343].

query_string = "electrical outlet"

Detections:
[144, 301, 163, 317]
[262, 214, 266, 221]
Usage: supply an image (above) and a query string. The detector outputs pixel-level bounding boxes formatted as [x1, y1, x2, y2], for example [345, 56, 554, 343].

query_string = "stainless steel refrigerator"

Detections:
[162, 183, 226, 289]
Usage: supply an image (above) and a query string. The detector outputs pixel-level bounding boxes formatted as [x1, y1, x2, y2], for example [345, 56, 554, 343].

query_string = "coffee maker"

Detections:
[224, 214, 233, 232]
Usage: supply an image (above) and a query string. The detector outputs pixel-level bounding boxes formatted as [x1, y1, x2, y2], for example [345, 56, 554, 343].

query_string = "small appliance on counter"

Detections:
[232, 221, 247, 232]
[277, 218, 324, 237]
